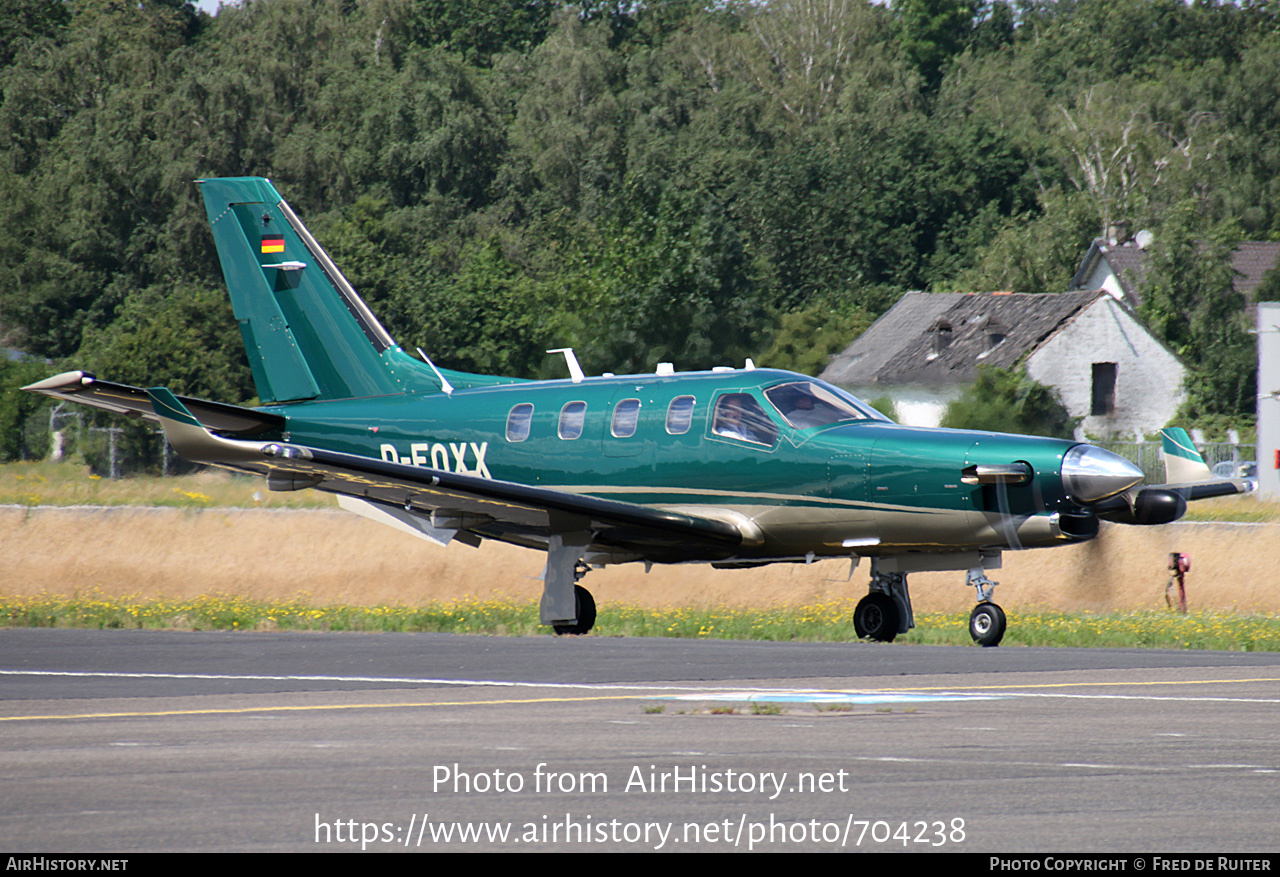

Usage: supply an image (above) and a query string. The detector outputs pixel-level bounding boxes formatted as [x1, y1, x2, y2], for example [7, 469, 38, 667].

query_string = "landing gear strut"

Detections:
[966, 567, 1006, 647]
[541, 532, 596, 634]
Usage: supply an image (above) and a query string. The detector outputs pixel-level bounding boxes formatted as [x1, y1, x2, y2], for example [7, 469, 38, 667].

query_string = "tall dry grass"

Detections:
[4, 505, 1278, 614]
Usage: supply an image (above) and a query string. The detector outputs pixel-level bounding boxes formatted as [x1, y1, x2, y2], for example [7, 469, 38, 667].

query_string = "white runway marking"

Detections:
[3, 669, 1279, 705]
[658, 690, 1003, 704]
[0, 668, 723, 692]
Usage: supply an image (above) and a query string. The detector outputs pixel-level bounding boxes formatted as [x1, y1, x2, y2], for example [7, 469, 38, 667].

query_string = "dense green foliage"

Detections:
[2, 0, 1276, 450]
[1138, 200, 1256, 422]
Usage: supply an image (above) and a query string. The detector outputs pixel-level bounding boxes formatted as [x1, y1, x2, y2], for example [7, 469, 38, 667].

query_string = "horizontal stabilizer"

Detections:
[23, 371, 283, 435]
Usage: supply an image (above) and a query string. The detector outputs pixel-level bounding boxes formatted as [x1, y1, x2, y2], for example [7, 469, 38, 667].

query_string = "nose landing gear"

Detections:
[966, 567, 1006, 647]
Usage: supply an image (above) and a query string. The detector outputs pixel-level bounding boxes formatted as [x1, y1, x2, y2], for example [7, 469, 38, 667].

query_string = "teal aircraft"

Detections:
[25, 177, 1253, 646]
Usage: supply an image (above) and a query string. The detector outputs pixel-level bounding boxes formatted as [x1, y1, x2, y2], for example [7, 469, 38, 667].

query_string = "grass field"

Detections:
[0, 461, 331, 509]
[4, 591, 1278, 650]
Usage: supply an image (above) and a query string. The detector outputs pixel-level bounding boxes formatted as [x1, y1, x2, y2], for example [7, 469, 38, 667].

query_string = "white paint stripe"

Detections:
[4, 670, 1279, 705]
[1000, 691, 1280, 704]
[0, 668, 718, 692]
[661, 690, 1001, 703]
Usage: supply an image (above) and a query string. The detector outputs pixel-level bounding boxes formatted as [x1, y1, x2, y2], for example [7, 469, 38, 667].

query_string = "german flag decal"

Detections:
[261, 234, 285, 254]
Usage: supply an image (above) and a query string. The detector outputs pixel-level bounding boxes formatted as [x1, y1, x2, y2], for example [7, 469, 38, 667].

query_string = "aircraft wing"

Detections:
[23, 371, 283, 436]
[145, 388, 743, 561]
[1155, 479, 1254, 500]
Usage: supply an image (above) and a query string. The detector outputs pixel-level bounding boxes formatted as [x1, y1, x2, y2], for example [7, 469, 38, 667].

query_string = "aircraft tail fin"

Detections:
[1160, 427, 1214, 485]
[196, 177, 440, 404]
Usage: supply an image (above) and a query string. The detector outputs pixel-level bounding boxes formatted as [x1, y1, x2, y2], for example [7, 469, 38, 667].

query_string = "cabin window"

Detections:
[558, 401, 586, 440]
[1091, 363, 1117, 416]
[666, 396, 696, 435]
[611, 398, 641, 438]
[711, 394, 778, 446]
[506, 403, 534, 442]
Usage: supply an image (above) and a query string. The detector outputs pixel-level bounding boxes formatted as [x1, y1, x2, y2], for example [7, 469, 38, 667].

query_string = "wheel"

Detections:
[969, 602, 1006, 647]
[552, 585, 596, 636]
[853, 593, 900, 642]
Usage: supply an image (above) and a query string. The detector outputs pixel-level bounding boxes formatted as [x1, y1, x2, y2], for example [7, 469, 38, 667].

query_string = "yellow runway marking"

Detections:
[4, 676, 1278, 723]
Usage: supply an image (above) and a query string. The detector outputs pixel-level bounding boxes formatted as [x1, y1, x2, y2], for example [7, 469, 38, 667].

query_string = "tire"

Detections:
[853, 593, 900, 642]
[552, 585, 597, 636]
[969, 602, 1006, 647]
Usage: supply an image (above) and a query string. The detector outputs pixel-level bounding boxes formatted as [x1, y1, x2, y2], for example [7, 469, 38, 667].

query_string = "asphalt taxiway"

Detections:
[2, 629, 1278, 852]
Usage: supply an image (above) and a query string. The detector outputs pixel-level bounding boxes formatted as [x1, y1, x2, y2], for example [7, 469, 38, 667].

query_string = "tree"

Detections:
[406, 0, 555, 64]
[892, 0, 977, 91]
[759, 301, 872, 376]
[0, 357, 54, 461]
[503, 12, 625, 218]
[737, 0, 889, 126]
[1138, 200, 1254, 420]
[950, 188, 1100, 293]
[0, 0, 70, 69]
[78, 282, 254, 404]
[941, 366, 1076, 437]
[1053, 83, 1228, 233]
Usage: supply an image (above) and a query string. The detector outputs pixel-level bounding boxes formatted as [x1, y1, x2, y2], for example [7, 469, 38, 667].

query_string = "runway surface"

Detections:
[2, 628, 1279, 852]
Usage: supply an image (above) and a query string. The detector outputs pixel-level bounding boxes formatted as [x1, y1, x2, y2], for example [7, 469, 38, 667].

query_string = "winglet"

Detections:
[1160, 427, 1214, 485]
[147, 387, 268, 466]
[148, 387, 202, 428]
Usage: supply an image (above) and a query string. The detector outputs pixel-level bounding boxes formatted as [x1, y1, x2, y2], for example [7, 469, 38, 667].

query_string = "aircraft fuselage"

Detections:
[258, 367, 1087, 563]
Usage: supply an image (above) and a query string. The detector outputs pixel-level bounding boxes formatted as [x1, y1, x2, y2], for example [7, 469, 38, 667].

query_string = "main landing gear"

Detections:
[553, 582, 597, 636]
[854, 563, 913, 643]
[853, 560, 1007, 647]
[541, 533, 597, 635]
[853, 592, 900, 642]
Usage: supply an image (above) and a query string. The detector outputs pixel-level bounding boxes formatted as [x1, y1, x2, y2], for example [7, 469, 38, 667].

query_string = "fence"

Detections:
[1097, 441, 1256, 484]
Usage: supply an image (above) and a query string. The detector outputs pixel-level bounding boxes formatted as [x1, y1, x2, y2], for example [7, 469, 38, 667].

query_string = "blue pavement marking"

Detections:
[654, 690, 1005, 705]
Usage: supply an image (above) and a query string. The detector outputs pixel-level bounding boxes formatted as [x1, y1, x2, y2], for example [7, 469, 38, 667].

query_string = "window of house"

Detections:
[558, 401, 586, 440]
[611, 399, 641, 438]
[1091, 363, 1117, 416]
[933, 321, 953, 353]
[666, 396, 696, 434]
[506, 403, 534, 442]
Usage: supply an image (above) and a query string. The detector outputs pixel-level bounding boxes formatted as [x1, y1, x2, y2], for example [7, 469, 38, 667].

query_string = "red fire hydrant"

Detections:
[1166, 552, 1190, 614]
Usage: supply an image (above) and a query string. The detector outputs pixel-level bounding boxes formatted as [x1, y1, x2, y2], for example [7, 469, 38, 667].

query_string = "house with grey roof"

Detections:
[820, 291, 1185, 438]
[1070, 233, 1280, 310]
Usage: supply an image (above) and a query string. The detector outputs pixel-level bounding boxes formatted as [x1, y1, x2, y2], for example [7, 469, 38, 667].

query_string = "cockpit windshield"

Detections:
[763, 380, 889, 429]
